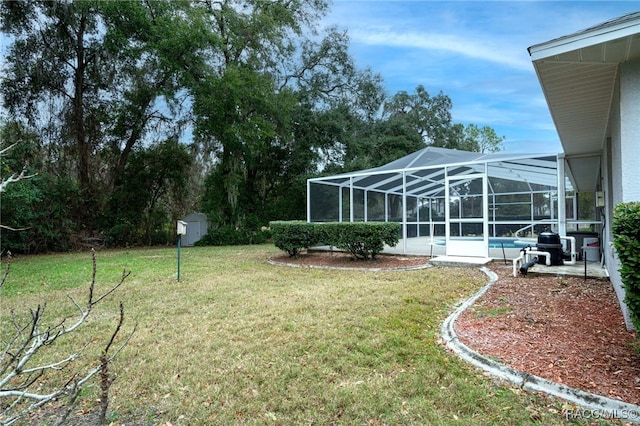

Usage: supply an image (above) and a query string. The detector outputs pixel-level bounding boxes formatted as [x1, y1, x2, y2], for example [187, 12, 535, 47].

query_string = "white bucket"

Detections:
[583, 237, 600, 262]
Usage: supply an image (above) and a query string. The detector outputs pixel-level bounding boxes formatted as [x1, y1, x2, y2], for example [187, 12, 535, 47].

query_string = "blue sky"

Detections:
[322, 1, 639, 154]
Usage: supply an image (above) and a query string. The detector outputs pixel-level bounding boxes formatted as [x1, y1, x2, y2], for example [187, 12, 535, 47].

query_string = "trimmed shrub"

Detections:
[612, 202, 640, 330]
[270, 221, 322, 257]
[270, 221, 400, 259]
[323, 222, 400, 260]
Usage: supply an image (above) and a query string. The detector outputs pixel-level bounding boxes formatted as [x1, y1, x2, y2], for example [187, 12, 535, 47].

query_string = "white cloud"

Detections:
[503, 138, 561, 154]
[349, 28, 532, 71]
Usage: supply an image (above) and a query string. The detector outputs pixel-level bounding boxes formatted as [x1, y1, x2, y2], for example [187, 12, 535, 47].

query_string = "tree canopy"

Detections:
[0, 0, 506, 252]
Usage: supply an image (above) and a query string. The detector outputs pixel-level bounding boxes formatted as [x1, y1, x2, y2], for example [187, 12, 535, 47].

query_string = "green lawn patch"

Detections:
[1, 245, 572, 424]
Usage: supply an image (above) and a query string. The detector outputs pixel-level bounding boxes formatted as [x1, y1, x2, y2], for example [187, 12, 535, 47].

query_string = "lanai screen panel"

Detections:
[308, 148, 569, 244]
[309, 181, 338, 222]
[486, 156, 561, 237]
[367, 191, 386, 221]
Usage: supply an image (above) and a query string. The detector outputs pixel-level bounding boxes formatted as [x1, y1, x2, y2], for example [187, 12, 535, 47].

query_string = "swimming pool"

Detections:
[434, 237, 534, 249]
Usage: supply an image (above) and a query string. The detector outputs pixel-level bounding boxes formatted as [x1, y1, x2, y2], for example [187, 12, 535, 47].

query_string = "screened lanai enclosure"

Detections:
[307, 147, 582, 258]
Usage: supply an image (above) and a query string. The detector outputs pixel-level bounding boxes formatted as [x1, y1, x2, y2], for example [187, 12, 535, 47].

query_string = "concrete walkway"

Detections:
[428, 256, 492, 268]
[441, 267, 640, 423]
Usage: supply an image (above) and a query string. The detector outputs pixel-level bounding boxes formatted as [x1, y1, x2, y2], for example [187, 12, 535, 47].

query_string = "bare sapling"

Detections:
[0, 249, 136, 426]
[0, 142, 36, 196]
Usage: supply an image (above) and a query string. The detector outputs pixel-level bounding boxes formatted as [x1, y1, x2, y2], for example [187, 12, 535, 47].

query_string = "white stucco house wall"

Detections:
[529, 11, 640, 329]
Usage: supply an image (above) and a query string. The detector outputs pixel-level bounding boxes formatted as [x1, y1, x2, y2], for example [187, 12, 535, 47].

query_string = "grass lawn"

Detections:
[1, 245, 573, 425]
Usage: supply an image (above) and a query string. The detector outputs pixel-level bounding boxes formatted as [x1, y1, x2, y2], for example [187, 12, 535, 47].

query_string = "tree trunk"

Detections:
[74, 12, 90, 194]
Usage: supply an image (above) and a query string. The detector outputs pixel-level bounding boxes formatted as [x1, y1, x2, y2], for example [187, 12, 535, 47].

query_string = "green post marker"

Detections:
[176, 220, 187, 282]
[177, 234, 181, 282]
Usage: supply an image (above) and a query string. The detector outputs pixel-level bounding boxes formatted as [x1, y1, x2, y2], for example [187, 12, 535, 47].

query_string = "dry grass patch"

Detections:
[2, 246, 575, 425]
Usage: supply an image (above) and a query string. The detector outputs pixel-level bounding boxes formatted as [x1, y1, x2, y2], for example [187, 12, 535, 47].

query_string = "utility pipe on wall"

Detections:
[560, 236, 577, 265]
[512, 247, 552, 277]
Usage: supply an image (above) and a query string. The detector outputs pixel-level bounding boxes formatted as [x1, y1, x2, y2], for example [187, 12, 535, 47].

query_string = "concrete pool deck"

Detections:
[382, 237, 609, 279]
[312, 236, 609, 279]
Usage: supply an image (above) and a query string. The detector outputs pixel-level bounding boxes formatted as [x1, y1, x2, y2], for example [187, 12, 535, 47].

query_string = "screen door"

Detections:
[445, 173, 488, 257]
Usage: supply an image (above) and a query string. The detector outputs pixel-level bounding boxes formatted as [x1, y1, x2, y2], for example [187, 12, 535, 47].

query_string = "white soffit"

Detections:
[566, 155, 601, 193]
[529, 12, 640, 158]
[533, 61, 618, 156]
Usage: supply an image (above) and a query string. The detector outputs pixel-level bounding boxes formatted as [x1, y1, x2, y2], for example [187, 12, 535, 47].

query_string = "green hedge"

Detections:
[612, 202, 640, 330]
[196, 225, 269, 246]
[322, 222, 400, 260]
[269, 221, 324, 257]
[270, 221, 400, 259]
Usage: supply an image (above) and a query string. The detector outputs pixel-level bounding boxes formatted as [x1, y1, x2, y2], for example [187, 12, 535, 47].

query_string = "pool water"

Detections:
[434, 237, 534, 249]
[488, 237, 533, 249]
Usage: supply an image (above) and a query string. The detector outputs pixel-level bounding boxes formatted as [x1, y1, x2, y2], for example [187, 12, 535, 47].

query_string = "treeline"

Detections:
[0, 0, 503, 253]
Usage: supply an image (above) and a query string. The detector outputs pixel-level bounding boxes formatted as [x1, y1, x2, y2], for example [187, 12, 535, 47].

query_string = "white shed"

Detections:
[181, 213, 209, 246]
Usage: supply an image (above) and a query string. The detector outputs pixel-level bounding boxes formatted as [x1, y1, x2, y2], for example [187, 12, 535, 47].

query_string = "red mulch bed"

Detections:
[269, 251, 431, 269]
[457, 263, 640, 406]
